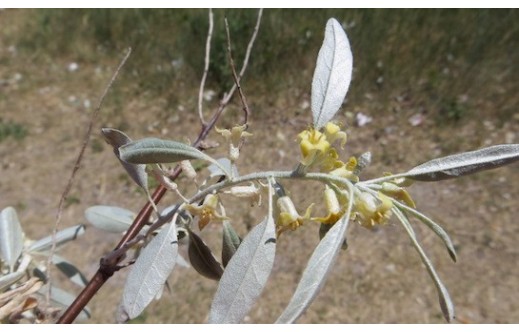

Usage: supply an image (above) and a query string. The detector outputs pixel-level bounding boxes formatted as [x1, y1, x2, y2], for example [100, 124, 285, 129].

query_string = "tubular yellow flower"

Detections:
[313, 186, 346, 225]
[381, 182, 416, 208]
[184, 194, 228, 230]
[297, 122, 348, 171]
[329, 156, 359, 182]
[275, 196, 313, 237]
[354, 192, 393, 229]
[216, 124, 252, 161]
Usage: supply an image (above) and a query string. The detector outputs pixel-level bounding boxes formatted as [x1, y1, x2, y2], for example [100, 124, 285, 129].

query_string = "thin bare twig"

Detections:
[46, 48, 132, 304]
[224, 17, 251, 125]
[198, 8, 214, 126]
[221, 8, 263, 107]
[58, 9, 264, 323]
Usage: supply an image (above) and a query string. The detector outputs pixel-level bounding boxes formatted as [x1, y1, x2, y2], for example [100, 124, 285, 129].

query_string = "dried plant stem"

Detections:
[46, 48, 132, 304]
[58, 10, 263, 324]
[225, 17, 251, 125]
[198, 8, 214, 125]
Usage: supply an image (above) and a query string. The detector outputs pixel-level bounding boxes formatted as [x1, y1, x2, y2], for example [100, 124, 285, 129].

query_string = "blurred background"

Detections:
[0, 9, 518, 323]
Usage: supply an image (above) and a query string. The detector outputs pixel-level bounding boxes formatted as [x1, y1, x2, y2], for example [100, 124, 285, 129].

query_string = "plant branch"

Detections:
[46, 48, 132, 304]
[57, 9, 264, 324]
[197, 8, 214, 125]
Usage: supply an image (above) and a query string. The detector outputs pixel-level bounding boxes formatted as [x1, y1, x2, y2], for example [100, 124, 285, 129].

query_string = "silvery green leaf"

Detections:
[118, 222, 178, 322]
[319, 223, 347, 250]
[276, 213, 351, 323]
[120, 137, 218, 166]
[312, 18, 353, 129]
[176, 253, 190, 268]
[0, 271, 24, 290]
[28, 224, 86, 253]
[221, 220, 242, 267]
[394, 208, 455, 322]
[84, 205, 135, 233]
[38, 285, 91, 321]
[101, 128, 148, 190]
[0, 207, 24, 271]
[395, 202, 457, 262]
[187, 229, 223, 281]
[405, 144, 519, 181]
[51, 254, 89, 287]
[208, 158, 239, 178]
[208, 215, 276, 323]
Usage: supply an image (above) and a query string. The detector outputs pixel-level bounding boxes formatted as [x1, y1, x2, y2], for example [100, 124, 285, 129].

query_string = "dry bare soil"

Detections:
[1, 10, 518, 323]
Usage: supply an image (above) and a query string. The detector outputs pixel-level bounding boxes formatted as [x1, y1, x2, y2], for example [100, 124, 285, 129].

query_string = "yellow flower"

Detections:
[354, 192, 393, 229]
[313, 186, 348, 225]
[275, 196, 313, 237]
[216, 124, 253, 161]
[329, 156, 359, 182]
[297, 122, 347, 171]
[381, 182, 416, 208]
[184, 194, 228, 230]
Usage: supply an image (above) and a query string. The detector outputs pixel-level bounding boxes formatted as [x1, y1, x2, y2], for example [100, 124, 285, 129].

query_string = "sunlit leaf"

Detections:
[28, 224, 85, 253]
[276, 186, 353, 324]
[118, 222, 178, 322]
[187, 229, 223, 280]
[312, 18, 353, 129]
[208, 158, 239, 178]
[395, 202, 457, 262]
[0, 207, 24, 271]
[101, 128, 149, 190]
[51, 254, 89, 288]
[208, 215, 276, 323]
[0, 271, 24, 291]
[221, 220, 242, 267]
[405, 144, 519, 181]
[394, 208, 455, 322]
[85, 205, 135, 233]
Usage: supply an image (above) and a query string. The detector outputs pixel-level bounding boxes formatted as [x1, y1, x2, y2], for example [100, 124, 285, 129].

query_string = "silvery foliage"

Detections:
[0, 206, 89, 321]
[88, 17, 518, 323]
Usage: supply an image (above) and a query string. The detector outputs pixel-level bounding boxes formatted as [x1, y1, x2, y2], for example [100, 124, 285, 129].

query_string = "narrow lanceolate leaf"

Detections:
[394, 208, 455, 322]
[118, 222, 178, 322]
[0, 271, 24, 291]
[395, 202, 457, 262]
[102, 128, 148, 190]
[311, 18, 353, 129]
[85, 205, 135, 233]
[208, 158, 239, 178]
[0, 207, 24, 271]
[405, 144, 519, 181]
[51, 254, 89, 287]
[222, 220, 242, 267]
[187, 229, 224, 281]
[28, 224, 85, 253]
[276, 212, 352, 323]
[208, 215, 276, 323]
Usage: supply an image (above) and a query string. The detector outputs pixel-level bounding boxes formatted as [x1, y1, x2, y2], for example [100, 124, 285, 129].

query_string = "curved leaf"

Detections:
[312, 18, 353, 129]
[85, 205, 135, 233]
[405, 144, 519, 181]
[221, 220, 242, 267]
[187, 229, 223, 280]
[208, 215, 276, 323]
[102, 128, 149, 190]
[208, 158, 239, 179]
[28, 224, 86, 253]
[276, 186, 353, 324]
[395, 202, 457, 262]
[51, 254, 89, 287]
[0, 207, 24, 271]
[0, 271, 24, 291]
[120, 138, 212, 165]
[118, 222, 178, 322]
[394, 208, 455, 322]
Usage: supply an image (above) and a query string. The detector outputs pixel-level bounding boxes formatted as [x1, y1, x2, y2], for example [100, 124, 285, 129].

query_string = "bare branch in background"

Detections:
[198, 9, 214, 126]
[46, 48, 132, 304]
